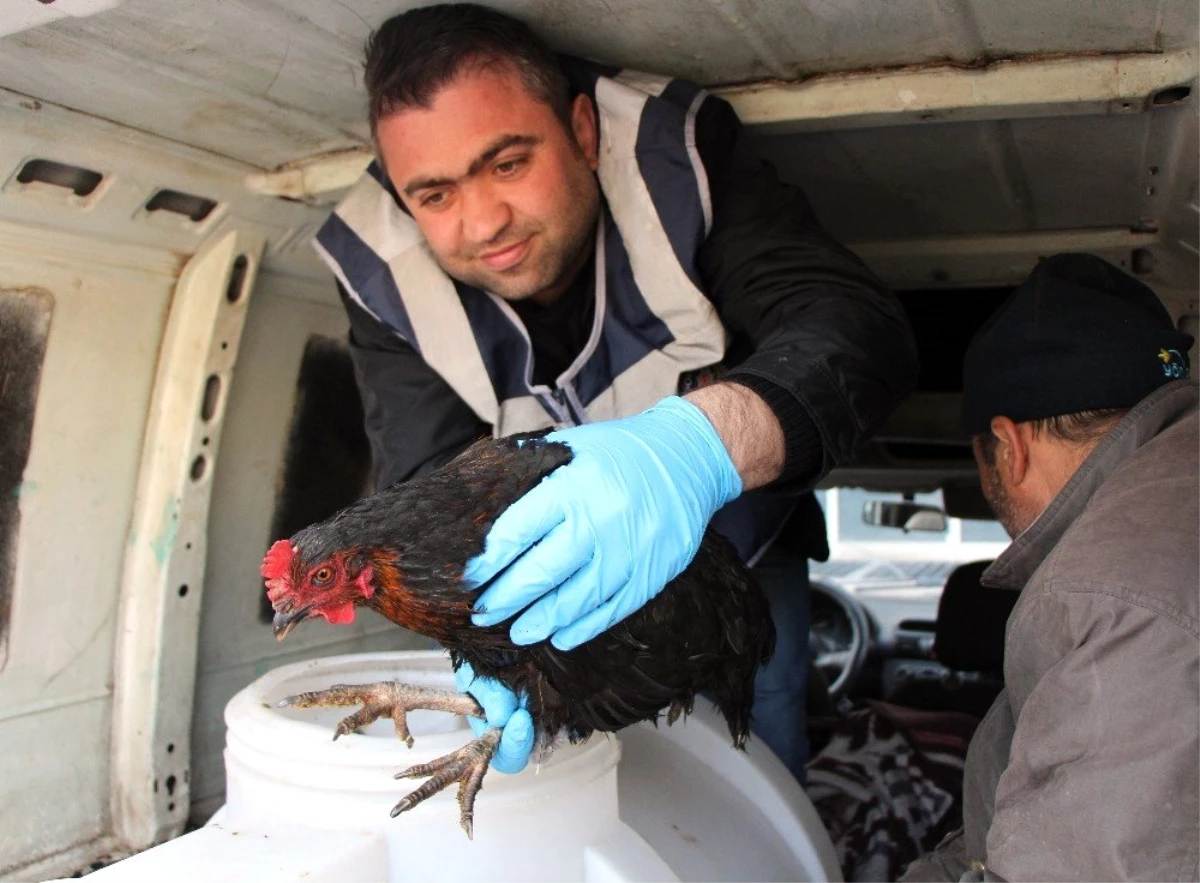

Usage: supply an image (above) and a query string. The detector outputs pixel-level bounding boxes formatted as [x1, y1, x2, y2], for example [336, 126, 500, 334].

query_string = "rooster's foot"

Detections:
[279, 681, 483, 747]
[392, 728, 501, 839]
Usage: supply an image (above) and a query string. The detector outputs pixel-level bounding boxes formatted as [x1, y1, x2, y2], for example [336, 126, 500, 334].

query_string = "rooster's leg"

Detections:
[393, 728, 501, 839]
[279, 681, 483, 747]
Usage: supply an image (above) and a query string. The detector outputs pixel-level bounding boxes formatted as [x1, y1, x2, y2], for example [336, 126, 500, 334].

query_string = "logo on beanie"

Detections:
[1159, 348, 1188, 379]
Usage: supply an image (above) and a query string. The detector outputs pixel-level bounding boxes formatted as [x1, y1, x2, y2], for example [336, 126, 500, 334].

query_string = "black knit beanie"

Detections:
[962, 253, 1193, 437]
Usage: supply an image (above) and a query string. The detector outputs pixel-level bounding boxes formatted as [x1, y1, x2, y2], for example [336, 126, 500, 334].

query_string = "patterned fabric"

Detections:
[806, 701, 979, 882]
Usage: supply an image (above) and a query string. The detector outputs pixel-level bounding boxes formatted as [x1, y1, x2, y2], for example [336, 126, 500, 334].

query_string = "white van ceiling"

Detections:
[0, 0, 1194, 168]
[0, 0, 1196, 291]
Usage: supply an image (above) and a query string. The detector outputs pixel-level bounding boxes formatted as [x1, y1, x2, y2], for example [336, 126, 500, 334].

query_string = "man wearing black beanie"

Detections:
[903, 253, 1198, 882]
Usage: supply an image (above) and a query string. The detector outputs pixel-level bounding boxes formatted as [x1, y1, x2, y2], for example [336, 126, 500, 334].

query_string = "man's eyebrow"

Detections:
[403, 134, 540, 198]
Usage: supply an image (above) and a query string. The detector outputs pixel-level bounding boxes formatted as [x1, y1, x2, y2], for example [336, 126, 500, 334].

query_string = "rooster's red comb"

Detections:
[262, 540, 295, 581]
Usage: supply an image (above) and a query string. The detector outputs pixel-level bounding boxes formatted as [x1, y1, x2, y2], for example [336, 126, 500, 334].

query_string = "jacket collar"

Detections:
[983, 380, 1199, 591]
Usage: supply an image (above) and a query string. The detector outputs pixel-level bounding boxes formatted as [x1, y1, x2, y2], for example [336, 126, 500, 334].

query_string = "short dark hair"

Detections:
[975, 407, 1127, 467]
[364, 4, 571, 137]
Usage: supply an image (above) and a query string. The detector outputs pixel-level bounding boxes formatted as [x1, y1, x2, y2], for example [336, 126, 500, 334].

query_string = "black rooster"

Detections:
[264, 436, 775, 836]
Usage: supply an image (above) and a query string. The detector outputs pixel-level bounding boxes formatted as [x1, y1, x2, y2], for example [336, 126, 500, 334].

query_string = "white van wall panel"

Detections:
[961, 1, 1187, 59]
[0, 234, 172, 710]
[756, 120, 1044, 240]
[0, 0, 1193, 170]
[0, 0, 128, 39]
[0, 699, 111, 875]
[191, 269, 426, 825]
[51, 0, 376, 137]
[1012, 105, 1194, 235]
[0, 4, 364, 169]
[0, 89, 333, 284]
[1159, 93, 1200, 262]
[753, 95, 1198, 291]
[0, 89, 341, 874]
[0, 229, 174, 876]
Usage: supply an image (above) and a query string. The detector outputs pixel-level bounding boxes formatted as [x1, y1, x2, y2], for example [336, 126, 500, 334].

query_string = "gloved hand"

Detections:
[454, 661, 534, 774]
[466, 396, 743, 650]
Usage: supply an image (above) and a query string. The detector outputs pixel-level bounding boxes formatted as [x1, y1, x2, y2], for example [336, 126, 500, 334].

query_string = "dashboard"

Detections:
[809, 569, 954, 702]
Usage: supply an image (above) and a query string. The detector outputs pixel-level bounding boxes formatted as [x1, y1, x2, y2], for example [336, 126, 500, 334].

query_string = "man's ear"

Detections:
[989, 416, 1031, 486]
[570, 93, 599, 171]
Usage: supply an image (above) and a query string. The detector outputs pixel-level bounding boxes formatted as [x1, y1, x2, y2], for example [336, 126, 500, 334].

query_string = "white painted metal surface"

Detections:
[248, 47, 1200, 197]
[0, 0, 1194, 169]
[854, 229, 1162, 289]
[726, 49, 1198, 132]
[0, 88, 331, 283]
[110, 228, 264, 850]
[765, 105, 1184, 234]
[245, 49, 1199, 197]
[2, 0, 1191, 295]
[0, 221, 176, 877]
[0, 0, 127, 39]
[0, 88, 357, 879]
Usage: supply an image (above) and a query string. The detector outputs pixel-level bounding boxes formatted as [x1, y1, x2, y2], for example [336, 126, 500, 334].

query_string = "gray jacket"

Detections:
[903, 380, 1199, 882]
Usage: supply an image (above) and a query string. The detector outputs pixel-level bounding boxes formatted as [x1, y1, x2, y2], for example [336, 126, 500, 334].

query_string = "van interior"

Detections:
[1, 1, 1196, 878]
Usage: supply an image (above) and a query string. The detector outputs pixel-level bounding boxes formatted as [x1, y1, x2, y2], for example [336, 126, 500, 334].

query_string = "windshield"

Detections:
[811, 487, 1009, 593]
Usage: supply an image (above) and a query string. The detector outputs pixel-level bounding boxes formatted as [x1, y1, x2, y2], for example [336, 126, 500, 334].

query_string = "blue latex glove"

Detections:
[466, 396, 743, 650]
[454, 661, 534, 774]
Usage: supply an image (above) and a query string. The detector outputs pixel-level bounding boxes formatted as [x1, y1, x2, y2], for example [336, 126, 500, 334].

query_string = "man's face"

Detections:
[376, 62, 601, 305]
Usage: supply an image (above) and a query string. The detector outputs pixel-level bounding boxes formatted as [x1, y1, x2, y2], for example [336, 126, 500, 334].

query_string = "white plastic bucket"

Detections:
[224, 651, 638, 881]
[86, 650, 842, 882]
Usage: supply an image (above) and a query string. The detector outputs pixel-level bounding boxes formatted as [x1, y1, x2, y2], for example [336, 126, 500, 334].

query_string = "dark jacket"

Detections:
[340, 83, 918, 504]
[903, 381, 1200, 882]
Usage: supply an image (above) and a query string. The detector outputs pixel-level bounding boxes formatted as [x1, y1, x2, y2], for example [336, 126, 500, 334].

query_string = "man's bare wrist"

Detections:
[683, 383, 786, 490]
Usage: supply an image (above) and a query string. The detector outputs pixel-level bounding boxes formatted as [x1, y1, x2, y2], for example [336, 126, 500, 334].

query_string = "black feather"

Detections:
[287, 435, 776, 749]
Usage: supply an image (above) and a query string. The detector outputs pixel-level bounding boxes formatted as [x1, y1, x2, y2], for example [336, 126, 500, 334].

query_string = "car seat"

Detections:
[890, 559, 1019, 719]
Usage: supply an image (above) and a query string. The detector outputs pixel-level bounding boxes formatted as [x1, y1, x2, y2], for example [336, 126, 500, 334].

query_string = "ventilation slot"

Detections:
[145, 189, 218, 223]
[16, 159, 103, 196]
[1152, 85, 1192, 106]
[226, 255, 249, 303]
[201, 374, 222, 422]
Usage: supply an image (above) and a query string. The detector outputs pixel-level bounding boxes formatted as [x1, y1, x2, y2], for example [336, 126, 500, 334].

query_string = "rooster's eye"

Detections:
[312, 566, 334, 587]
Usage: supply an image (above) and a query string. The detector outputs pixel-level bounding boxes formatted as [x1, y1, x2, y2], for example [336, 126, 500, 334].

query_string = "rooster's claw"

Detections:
[278, 681, 483, 749]
[392, 728, 502, 838]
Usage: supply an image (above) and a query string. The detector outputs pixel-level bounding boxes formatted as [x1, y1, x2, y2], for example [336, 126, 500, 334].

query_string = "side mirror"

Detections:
[862, 500, 948, 533]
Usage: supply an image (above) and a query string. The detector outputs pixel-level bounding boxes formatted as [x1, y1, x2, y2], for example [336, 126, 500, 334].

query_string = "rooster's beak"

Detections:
[273, 607, 310, 641]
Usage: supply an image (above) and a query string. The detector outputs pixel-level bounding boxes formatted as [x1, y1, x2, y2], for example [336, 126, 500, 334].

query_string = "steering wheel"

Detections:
[808, 579, 871, 699]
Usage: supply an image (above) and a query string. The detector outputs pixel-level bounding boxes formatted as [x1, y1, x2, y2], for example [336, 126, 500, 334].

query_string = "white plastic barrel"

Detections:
[86, 650, 842, 882]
